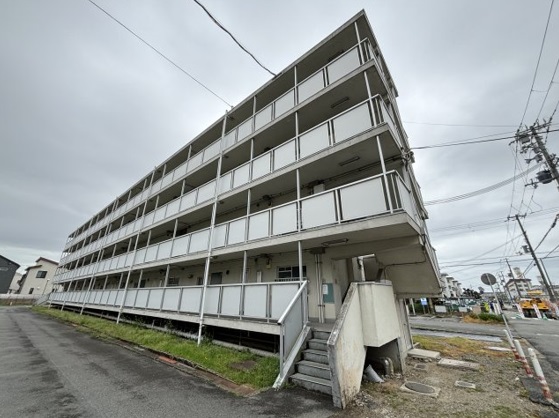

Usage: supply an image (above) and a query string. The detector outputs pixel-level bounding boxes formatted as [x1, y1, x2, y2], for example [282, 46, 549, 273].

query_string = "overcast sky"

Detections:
[1, 0, 558, 293]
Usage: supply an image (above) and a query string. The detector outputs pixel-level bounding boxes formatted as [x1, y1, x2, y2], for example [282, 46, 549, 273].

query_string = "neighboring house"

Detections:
[49, 11, 440, 407]
[505, 278, 532, 298]
[18, 258, 59, 295]
[0, 255, 20, 294]
[8, 272, 23, 294]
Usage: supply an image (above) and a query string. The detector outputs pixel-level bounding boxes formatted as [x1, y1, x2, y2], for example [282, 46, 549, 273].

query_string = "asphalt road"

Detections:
[409, 315, 507, 336]
[0, 306, 335, 418]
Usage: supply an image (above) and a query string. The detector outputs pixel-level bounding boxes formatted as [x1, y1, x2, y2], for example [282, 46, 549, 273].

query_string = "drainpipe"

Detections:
[315, 253, 324, 323]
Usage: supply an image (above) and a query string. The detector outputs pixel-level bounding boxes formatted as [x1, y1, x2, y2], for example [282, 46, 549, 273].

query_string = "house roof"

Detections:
[24, 257, 59, 271]
[0, 254, 20, 269]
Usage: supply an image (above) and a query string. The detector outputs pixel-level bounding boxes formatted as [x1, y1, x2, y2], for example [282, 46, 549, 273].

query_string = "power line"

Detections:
[536, 53, 559, 119]
[424, 165, 540, 205]
[192, 0, 276, 77]
[403, 121, 517, 128]
[533, 214, 559, 251]
[86, 0, 232, 107]
[519, 0, 556, 127]
[411, 129, 559, 150]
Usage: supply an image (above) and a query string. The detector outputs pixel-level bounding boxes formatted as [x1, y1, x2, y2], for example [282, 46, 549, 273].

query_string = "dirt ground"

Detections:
[331, 336, 557, 418]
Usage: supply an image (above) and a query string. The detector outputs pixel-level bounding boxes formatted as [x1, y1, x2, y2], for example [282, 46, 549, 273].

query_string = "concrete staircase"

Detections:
[290, 329, 332, 395]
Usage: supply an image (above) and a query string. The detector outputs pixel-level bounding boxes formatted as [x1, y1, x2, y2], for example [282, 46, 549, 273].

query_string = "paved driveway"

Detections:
[0, 307, 335, 418]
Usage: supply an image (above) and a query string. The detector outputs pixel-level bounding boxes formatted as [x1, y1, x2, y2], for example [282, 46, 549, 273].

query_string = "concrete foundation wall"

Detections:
[359, 283, 400, 347]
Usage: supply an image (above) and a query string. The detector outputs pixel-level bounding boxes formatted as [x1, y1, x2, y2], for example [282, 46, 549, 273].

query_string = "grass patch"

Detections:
[33, 306, 278, 388]
[413, 335, 508, 358]
[463, 313, 503, 323]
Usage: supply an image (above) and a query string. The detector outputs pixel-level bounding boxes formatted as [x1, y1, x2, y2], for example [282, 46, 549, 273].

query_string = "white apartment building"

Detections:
[49, 11, 440, 407]
[505, 278, 532, 298]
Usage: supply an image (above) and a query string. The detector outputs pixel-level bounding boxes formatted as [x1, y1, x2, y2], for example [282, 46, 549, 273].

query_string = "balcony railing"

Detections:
[63, 37, 376, 253]
[55, 170, 415, 283]
[49, 281, 302, 323]
[60, 94, 393, 266]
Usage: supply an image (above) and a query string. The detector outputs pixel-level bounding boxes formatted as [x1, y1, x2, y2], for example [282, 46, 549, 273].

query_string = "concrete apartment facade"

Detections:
[19, 258, 59, 296]
[0, 255, 20, 294]
[505, 278, 532, 299]
[49, 11, 441, 407]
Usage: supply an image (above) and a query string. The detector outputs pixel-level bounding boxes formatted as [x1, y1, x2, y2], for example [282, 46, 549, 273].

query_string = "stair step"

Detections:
[297, 360, 331, 380]
[308, 338, 327, 351]
[312, 330, 331, 341]
[290, 373, 332, 395]
[303, 349, 329, 365]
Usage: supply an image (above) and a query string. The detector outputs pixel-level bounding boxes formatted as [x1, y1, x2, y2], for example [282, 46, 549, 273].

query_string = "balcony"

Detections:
[58, 94, 401, 269]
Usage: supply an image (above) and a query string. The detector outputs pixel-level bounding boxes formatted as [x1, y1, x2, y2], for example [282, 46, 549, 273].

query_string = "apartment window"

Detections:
[167, 277, 179, 287]
[36, 270, 47, 279]
[28, 288, 34, 295]
[276, 266, 307, 282]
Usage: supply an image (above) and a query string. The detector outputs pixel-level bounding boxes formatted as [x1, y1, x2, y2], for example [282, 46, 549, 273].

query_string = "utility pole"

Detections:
[513, 215, 556, 303]
[505, 258, 521, 300]
[499, 271, 514, 303]
[514, 121, 559, 191]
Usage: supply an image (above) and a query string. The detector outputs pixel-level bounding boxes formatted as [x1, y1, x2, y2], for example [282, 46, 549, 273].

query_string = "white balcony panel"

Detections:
[101, 291, 110, 305]
[187, 152, 203, 173]
[171, 235, 190, 257]
[221, 286, 241, 316]
[144, 245, 158, 263]
[222, 130, 236, 150]
[124, 289, 137, 307]
[301, 192, 337, 229]
[327, 47, 360, 84]
[151, 179, 162, 195]
[135, 248, 146, 264]
[233, 163, 250, 188]
[219, 172, 232, 194]
[108, 290, 117, 306]
[135, 289, 149, 308]
[134, 219, 142, 232]
[167, 199, 180, 217]
[173, 162, 187, 180]
[161, 174, 173, 189]
[144, 212, 155, 227]
[203, 140, 220, 162]
[243, 286, 267, 318]
[299, 123, 329, 159]
[189, 229, 210, 253]
[270, 283, 299, 319]
[248, 212, 269, 241]
[251, 153, 271, 180]
[273, 140, 296, 170]
[179, 287, 202, 313]
[125, 252, 134, 267]
[340, 178, 387, 220]
[227, 218, 246, 245]
[147, 289, 164, 310]
[204, 287, 220, 314]
[154, 206, 166, 224]
[212, 224, 227, 249]
[115, 290, 124, 306]
[180, 191, 197, 212]
[162, 288, 180, 311]
[254, 104, 272, 131]
[117, 255, 126, 269]
[197, 180, 216, 204]
[272, 203, 298, 236]
[275, 89, 295, 118]
[109, 257, 118, 270]
[332, 103, 372, 143]
[298, 71, 325, 103]
[237, 118, 253, 142]
[157, 240, 172, 260]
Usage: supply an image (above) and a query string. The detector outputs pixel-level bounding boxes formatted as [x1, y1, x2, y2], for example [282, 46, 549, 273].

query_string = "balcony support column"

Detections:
[298, 240, 308, 324]
[117, 233, 141, 324]
[354, 21, 364, 64]
[239, 250, 248, 317]
[198, 112, 228, 345]
[80, 276, 95, 315]
[376, 135, 393, 213]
